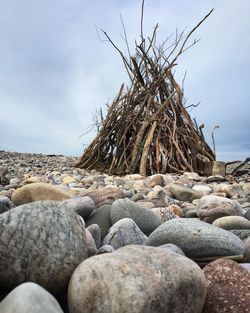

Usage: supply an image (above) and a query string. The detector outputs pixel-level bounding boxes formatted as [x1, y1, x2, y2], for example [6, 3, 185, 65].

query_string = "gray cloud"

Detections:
[0, 0, 249, 161]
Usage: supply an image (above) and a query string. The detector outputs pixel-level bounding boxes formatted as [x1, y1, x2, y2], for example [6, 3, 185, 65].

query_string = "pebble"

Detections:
[145, 218, 245, 260]
[196, 195, 244, 223]
[68, 245, 206, 313]
[11, 182, 72, 205]
[62, 196, 95, 219]
[0, 196, 14, 213]
[212, 215, 250, 229]
[102, 218, 148, 249]
[169, 183, 202, 201]
[202, 258, 250, 313]
[110, 198, 161, 234]
[85, 204, 112, 239]
[0, 282, 64, 313]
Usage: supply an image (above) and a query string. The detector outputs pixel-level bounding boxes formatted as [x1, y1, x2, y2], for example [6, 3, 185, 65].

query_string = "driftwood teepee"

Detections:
[76, 6, 215, 175]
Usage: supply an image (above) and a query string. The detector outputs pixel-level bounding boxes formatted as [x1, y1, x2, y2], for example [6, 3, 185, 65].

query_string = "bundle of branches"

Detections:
[76, 6, 215, 176]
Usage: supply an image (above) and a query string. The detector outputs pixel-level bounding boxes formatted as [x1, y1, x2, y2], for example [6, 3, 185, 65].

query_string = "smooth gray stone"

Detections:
[0, 196, 14, 213]
[229, 229, 250, 240]
[157, 243, 185, 256]
[110, 198, 161, 234]
[68, 245, 206, 313]
[102, 218, 148, 249]
[85, 204, 112, 240]
[0, 166, 8, 177]
[168, 183, 202, 201]
[97, 245, 114, 254]
[87, 224, 102, 249]
[0, 282, 63, 313]
[212, 216, 250, 230]
[0, 200, 88, 294]
[62, 196, 95, 219]
[184, 209, 198, 218]
[145, 219, 245, 259]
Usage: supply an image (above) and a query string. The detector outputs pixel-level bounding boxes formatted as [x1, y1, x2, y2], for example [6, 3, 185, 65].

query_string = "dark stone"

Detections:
[202, 258, 250, 313]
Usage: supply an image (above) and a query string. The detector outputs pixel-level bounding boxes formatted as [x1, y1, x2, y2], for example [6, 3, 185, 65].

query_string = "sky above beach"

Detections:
[0, 0, 249, 161]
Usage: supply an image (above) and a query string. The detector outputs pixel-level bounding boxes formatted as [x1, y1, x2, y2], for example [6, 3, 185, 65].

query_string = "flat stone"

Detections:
[202, 258, 250, 313]
[110, 198, 161, 234]
[62, 196, 95, 219]
[169, 183, 202, 201]
[11, 183, 72, 205]
[0, 282, 64, 313]
[85, 204, 112, 240]
[0, 200, 88, 294]
[196, 195, 243, 223]
[68, 245, 206, 313]
[63, 176, 75, 184]
[102, 218, 147, 249]
[212, 216, 250, 230]
[145, 218, 245, 259]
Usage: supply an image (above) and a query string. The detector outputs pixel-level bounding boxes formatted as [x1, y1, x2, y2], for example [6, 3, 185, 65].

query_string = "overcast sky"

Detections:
[0, 0, 249, 161]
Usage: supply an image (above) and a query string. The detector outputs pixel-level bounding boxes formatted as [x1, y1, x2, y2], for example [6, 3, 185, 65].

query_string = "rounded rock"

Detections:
[202, 258, 250, 313]
[68, 245, 206, 313]
[169, 183, 202, 202]
[0, 282, 64, 313]
[102, 218, 148, 249]
[62, 196, 95, 219]
[196, 195, 243, 223]
[110, 198, 161, 234]
[87, 224, 102, 249]
[85, 204, 112, 240]
[11, 183, 72, 205]
[145, 218, 245, 259]
[0, 200, 88, 294]
[0, 196, 14, 214]
[212, 216, 250, 230]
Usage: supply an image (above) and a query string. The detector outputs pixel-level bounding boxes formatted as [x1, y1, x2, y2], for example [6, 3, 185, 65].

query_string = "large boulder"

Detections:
[102, 218, 148, 249]
[110, 198, 161, 234]
[0, 200, 88, 294]
[196, 195, 243, 223]
[68, 245, 206, 313]
[11, 183, 72, 205]
[202, 258, 250, 313]
[145, 219, 245, 259]
[0, 282, 63, 313]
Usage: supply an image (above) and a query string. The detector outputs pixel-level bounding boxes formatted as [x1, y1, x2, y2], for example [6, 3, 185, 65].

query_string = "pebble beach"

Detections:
[0, 150, 250, 313]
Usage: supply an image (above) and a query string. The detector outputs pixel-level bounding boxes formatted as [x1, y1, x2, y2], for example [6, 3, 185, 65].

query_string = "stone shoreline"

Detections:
[0, 150, 249, 312]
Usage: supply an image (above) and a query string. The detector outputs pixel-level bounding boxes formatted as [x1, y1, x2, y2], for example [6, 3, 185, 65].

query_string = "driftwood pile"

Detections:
[76, 7, 215, 175]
